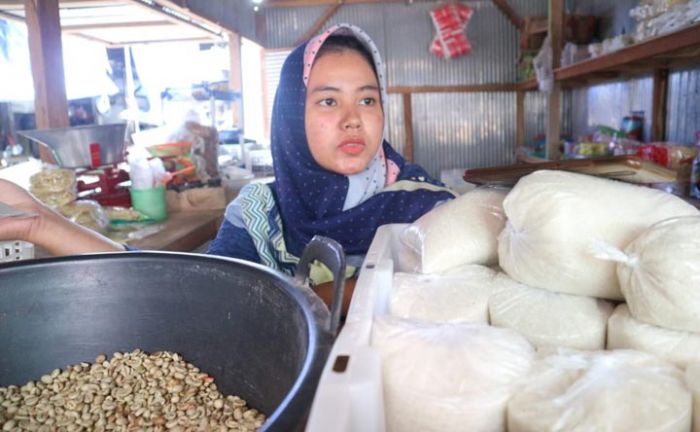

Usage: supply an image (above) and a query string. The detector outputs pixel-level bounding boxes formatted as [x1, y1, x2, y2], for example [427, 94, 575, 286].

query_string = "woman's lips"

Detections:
[339, 139, 365, 155]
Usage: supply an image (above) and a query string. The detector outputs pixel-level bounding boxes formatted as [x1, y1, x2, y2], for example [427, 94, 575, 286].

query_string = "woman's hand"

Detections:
[0, 178, 124, 255]
[0, 179, 42, 242]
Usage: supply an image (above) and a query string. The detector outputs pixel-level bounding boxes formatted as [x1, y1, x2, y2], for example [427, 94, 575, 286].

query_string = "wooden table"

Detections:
[128, 210, 222, 252]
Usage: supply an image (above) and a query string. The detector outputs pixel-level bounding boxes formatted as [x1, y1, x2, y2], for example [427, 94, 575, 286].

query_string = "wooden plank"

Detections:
[547, 84, 561, 160]
[255, 8, 267, 48]
[492, 0, 523, 31]
[546, 0, 564, 160]
[555, 23, 700, 82]
[0, 10, 23, 23]
[151, 0, 231, 34]
[228, 31, 243, 129]
[516, 79, 538, 91]
[128, 210, 222, 252]
[294, 3, 342, 46]
[266, 0, 399, 7]
[388, 83, 518, 94]
[402, 93, 414, 163]
[24, 0, 69, 129]
[652, 68, 669, 142]
[261, 49, 271, 140]
[62, 20, 173, 32]
[549, 0, 564, 70]
[125, 0, 222, 38]
[516, 91, 525, 156]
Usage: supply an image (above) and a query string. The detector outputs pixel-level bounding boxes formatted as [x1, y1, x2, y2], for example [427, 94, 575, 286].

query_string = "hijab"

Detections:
[269, 24, 455, 257]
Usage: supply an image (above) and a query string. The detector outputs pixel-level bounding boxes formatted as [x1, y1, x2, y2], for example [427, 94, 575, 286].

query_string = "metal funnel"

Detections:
[18, 123, 127, 169]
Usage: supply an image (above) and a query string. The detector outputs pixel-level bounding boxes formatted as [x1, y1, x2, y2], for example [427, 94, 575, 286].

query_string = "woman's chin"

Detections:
[333, 162, 369, 176]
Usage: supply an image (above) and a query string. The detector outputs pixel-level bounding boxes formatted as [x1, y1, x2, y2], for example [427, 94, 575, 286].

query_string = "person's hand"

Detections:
[0, 179, 43, 242]
[0, 178, 124, 255]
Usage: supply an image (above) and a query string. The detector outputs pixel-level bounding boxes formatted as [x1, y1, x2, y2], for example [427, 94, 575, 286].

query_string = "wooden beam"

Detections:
[261, 48, 271, 140]
[265, 0, 399, 7]
[492, 0, 523, 31]
[255, 8, 267, 48]
[151, 0, 229, 33]
[62, 20, 173, 32]
[546, 0, 564, 160]
[0, 9, 23, 23]
[652, 68, 668, 142]
[105, 37, 215, 47]
[388, 83, 519, 94]
[402, 93, 414, 163]
[516, 91, 525, 156]
[126, 0, 222, 38]
[228, 31, 243, 129]
[294, 3, 342, 46]
[24, 0, 69, 129]
[549, 0, 564, 70]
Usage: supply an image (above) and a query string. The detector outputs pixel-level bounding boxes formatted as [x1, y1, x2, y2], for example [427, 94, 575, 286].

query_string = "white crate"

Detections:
[306, 224, 412, 432]
[1, 241, 35, 262]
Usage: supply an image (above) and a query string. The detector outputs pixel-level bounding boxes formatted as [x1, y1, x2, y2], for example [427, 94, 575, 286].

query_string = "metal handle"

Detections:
[294, 235, 346, 335]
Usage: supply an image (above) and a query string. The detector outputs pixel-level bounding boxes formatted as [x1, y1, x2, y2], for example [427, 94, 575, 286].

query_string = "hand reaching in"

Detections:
[0, 179, 42, 243]
[0, 178, 124, 255]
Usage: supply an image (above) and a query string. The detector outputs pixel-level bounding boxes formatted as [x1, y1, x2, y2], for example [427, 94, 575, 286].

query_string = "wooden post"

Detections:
[228, 31, 243, 129]
[516, 91, 525, 160]
[261, 48, 271, 140]
[255, 8, 267, 48]
[24, 0, 69, 129]
[546, 0, 564, 160]
[652, 68, 668, 142]
[402, 93, 414, 162]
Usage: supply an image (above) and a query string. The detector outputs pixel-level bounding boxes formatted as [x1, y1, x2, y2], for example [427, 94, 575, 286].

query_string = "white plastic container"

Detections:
[1, 241, 35, 262]
[306, 224, 411, 432]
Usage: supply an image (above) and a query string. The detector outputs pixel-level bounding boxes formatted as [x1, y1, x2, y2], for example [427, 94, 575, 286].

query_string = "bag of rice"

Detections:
[372, 316, 534, 432]
[489, 273, 613, 350]
[616, 216, 700, 332]
[608, 304, 700, 368]
[401, 187, 508, 274]
[499, 170, 697, 300]
[389, 265, 496, 324]
[508, 349, 691, 432]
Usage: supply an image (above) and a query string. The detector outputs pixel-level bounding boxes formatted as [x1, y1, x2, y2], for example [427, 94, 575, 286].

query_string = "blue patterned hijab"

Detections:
[268, 24, 456, 257]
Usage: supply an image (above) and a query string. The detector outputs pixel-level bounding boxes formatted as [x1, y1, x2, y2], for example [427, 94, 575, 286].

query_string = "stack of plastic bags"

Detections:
[370, 169, 700, 431]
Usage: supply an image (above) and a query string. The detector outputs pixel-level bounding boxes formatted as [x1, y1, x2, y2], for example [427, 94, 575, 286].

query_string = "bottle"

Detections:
[689, 131, 700, 198]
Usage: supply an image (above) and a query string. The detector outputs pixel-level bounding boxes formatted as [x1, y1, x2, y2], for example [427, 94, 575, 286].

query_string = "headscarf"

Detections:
[232, 24, 456, 269]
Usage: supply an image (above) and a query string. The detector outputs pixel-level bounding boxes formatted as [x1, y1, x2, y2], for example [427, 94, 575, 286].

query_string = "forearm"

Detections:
[29, 205, 124, 255]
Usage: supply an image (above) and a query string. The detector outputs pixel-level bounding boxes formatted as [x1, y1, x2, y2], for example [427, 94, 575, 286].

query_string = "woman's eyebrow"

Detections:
[309, 84, 380, 94]
[309, 85, 340, 93]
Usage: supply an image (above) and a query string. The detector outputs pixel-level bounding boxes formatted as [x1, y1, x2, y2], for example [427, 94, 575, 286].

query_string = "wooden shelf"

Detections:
[517, 23, 700, 92]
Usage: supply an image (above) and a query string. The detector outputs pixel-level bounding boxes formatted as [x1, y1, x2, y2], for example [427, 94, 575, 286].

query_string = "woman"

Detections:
[209, 24, 455, 276]
[0, 24, 456, 306]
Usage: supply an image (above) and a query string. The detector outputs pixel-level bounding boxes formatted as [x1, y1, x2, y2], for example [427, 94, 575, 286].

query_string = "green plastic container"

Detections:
[129, 186, 167, 222]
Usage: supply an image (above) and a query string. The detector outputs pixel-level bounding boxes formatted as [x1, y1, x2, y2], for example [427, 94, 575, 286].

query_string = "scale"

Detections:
[18, 124, 132, 207]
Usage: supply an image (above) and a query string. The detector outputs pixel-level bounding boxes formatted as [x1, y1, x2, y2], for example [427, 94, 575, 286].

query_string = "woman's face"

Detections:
[305, 49, 384, 176]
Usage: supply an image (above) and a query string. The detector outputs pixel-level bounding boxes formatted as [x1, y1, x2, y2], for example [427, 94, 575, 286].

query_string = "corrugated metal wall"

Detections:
[570, 77, 654, 141]
[667, 68, 700, 144]
[186, 0, 257, 40]
[190, 0, 700, 169]
[261, 0, 548, 176]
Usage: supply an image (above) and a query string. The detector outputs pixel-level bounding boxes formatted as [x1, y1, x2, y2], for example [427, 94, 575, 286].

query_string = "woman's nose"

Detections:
[342, 107, 361, 130]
